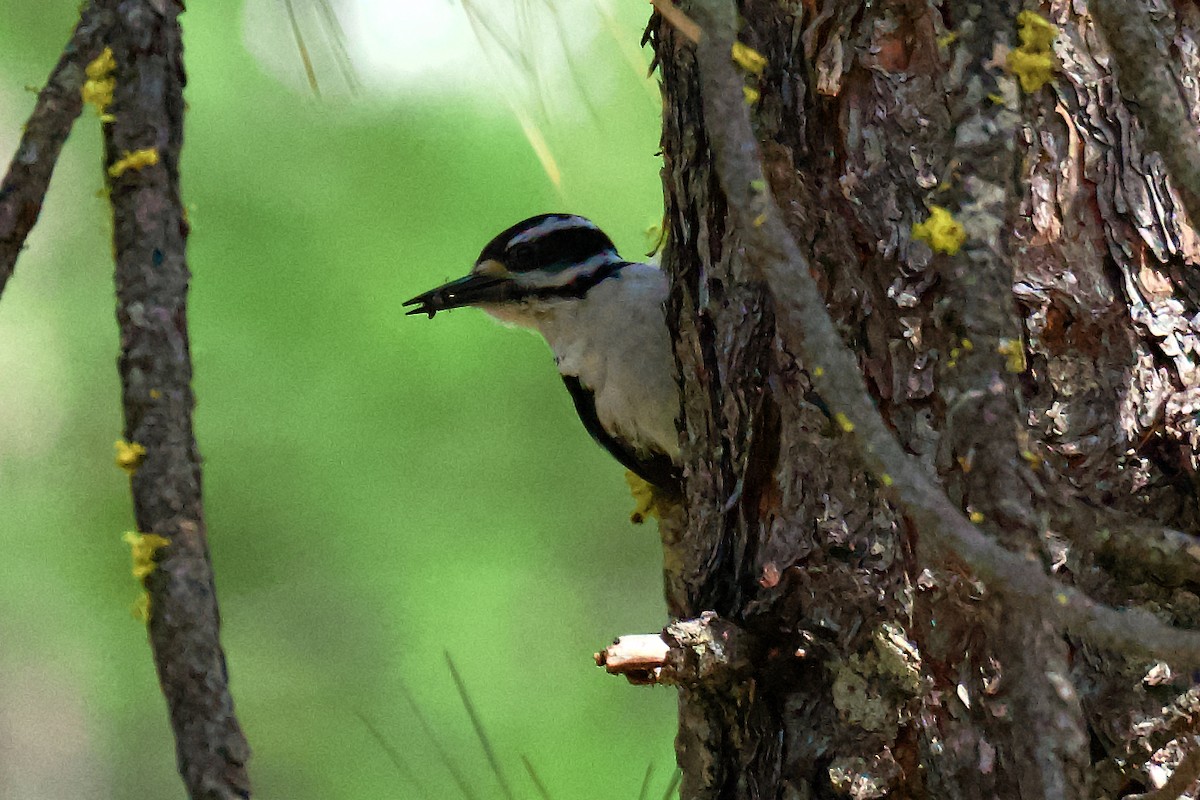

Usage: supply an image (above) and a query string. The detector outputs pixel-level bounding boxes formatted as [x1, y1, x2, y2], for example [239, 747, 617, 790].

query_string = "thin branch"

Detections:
[1055, 503, 1200, 588]
[0, 6, 108, 297]
[597, 614, 752, 686]
[595, 634, 670, 683]
[103, 2, 250, 797]
[1092, 0, 1200, 227]
[650, 0, 701, 44]
[689, 0, 1200, 665]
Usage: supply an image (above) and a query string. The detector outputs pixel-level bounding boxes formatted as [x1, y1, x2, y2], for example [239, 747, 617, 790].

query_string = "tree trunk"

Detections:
[650, 1, 1200, 798]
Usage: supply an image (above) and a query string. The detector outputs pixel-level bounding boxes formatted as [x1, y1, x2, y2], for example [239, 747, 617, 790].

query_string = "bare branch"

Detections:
[596, 634, 670, 683]
[650, 0, 700, 45]
[103, 1, 250, 797]
[597, 614, 751, 686]
[689, 0, 1200, 665]
[0, 6, 108, 296]
[1092, 0, 1200, 227]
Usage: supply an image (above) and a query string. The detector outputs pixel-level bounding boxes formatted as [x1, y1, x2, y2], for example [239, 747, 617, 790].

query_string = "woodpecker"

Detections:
[404, 214, 681, 494]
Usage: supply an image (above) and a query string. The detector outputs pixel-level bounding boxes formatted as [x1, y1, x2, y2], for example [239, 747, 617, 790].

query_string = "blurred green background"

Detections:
[0, 1, 675, 797]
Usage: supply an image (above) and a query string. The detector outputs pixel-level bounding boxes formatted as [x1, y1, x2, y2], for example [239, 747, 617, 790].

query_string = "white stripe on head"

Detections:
[508, 215, 598, 247]
[512, 250, 625, 288]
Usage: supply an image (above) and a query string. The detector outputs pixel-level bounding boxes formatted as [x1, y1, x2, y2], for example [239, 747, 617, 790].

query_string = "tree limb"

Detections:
[1055, 503, 1200, 588]
[935, 6, 1088, 795]
[103, 1, 251, 797]
[690, 0, 1200, 665]
[1092, 0, 1200, 227]
[596, 614, 751, 686]
[0, 7, 108, 296]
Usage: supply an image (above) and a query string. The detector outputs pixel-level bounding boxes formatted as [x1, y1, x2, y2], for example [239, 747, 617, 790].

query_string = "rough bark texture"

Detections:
[102, 2, 252, 798]
[651, 1, 1200, 798]
[0, 3, 251, 798]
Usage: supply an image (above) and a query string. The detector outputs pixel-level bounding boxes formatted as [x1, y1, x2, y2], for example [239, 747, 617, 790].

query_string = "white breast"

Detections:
[498, 263, 680, 459]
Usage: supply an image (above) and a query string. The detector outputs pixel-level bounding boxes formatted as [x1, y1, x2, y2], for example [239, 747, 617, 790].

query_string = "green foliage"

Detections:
[0, 1, 674, 796]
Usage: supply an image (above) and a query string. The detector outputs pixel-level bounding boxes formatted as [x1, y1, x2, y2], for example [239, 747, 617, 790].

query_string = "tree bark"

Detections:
[1, 3, 253, 797]
[103, 2, 252, 797]
[650, 1, 1200, 798]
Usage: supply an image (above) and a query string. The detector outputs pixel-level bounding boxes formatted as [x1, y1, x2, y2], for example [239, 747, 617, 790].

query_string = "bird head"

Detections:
[404, 214, 625, 321]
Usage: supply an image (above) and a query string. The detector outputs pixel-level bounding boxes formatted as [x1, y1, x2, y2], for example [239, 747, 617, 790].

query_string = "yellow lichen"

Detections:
[880, 473, 894, 487]
[969, 510, 985, 524]
[1007, 11, 1058, 93]
[123, 531, 169, 581]
[81, 47, 116, 120]
[108, 148, 159, 178]
[644, 222, 665, 255]
[124, 530, 167, 623]
[131, 593, 150, 622]
[813, 366, 825, 377]
[114, 439, 146, 475]
[752, 213, 767, 227]
[912, 205, 966, 255]
[835, 412, 855, 433]
[997, 337, 1026, 373]
[742, 85, 761, 105]
[625, 471, 666, 525]
[731, 42, 767, 75]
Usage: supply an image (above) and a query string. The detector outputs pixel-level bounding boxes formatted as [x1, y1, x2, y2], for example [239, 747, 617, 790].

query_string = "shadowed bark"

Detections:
[643, 0, 1200, 797]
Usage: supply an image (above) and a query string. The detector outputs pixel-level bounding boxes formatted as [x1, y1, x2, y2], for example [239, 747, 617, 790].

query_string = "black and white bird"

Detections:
[404, 214, 681, 493]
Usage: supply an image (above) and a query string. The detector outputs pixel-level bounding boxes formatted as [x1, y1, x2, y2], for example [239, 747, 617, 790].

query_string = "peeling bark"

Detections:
[650, 1, 1200, 797]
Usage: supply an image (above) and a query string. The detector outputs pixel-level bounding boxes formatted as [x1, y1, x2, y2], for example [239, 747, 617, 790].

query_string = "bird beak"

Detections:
[403, 273, 514, 318]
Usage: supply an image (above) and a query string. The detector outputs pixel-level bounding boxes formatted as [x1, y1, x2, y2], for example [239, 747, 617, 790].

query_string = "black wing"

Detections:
[560, 375, 681, 495]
